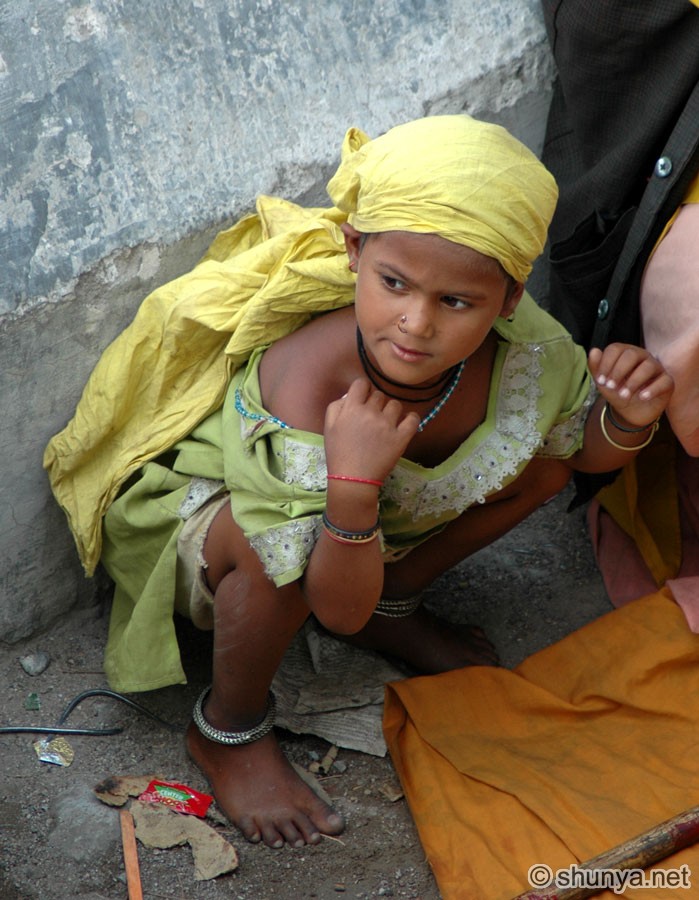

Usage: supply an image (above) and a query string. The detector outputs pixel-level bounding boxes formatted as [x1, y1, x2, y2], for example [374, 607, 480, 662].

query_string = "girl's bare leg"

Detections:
[185, 505, 344, 848]
[347, 458, 572, 671]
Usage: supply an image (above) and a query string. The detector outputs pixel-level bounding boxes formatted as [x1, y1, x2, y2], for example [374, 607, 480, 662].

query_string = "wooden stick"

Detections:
[511, 805, 699, 899]
[119, 807, 143, 900]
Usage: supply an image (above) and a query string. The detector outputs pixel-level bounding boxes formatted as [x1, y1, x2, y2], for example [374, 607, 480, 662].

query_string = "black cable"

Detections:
[0, 725, 123, 736]
[0, 688, 181, 737]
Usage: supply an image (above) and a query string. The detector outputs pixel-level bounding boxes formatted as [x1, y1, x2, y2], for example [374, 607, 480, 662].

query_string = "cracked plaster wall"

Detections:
[0, 0, 554, 641]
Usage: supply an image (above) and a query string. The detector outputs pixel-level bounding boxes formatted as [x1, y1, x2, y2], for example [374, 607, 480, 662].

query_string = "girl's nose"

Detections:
[401, 298, 434, 338]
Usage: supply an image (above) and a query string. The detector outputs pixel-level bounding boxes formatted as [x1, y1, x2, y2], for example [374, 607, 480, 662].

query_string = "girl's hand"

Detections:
[323, 378, 420, 481]
[588, 344, 673, 427]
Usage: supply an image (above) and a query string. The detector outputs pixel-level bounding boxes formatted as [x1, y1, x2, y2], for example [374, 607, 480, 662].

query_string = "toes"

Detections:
[237, 815, 262, 844]
[275, 817, 311, 849]
[250, 806, 343, 849]
[321, 810, 345, 835]
[270, 805, 344, 847]
[260, 825, 286, 849]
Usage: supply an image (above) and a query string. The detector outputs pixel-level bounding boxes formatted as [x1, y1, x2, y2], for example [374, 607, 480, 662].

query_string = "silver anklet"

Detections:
[373, 594, 423, 618]
[193, 687, 276, 745]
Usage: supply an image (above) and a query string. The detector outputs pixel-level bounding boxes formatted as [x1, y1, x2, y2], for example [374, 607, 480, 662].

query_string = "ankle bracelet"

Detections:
[193, 687, 276, 745]
[374, 595, 423, 618]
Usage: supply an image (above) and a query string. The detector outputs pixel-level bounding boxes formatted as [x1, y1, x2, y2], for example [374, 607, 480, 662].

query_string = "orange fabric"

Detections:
[384, 590, 699, 900]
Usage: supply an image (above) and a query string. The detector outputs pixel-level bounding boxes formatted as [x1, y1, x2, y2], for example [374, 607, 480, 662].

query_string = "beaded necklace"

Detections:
[414, 358, 466, 431]
[234, 388, 291, 430]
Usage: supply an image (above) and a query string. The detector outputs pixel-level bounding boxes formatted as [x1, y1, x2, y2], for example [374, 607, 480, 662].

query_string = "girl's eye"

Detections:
[442, 295, 469, 310]
[382, 275, 407, 291]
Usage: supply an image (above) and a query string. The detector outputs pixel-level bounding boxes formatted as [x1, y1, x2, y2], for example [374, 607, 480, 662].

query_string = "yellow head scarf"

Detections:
[326, 115, 558, 283]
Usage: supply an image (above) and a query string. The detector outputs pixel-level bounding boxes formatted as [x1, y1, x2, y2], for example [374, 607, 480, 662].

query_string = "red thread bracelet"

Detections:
[327, 474, 383, 487]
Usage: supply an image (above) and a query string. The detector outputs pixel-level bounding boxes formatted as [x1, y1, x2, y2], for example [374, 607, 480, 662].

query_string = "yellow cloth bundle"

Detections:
[44, 115, 558, 574]
[44, 198, 354, 573]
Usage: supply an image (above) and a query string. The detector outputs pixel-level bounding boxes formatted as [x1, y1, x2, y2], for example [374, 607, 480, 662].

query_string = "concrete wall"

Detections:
[0, 0, 554, 642]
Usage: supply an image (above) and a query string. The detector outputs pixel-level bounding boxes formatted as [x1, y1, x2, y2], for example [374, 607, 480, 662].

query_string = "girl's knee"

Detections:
[203, 502, 264, 592]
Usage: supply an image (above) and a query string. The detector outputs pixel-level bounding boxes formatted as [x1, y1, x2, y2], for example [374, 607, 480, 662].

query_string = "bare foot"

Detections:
[342, 604, 499, 673]
[186, 724, 345, 848]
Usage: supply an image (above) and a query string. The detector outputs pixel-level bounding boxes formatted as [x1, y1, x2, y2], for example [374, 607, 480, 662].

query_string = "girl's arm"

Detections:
[570, 344, 674, 473]
[301, 378, 420, 634]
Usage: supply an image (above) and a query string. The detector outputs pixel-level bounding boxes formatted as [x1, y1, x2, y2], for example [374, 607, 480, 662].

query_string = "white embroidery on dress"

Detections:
[383, 342, 546, 516]
[540, 384, 597, 457]
[178, 477, 226, 520]
[277, 441, 327, 490]
[248, 515, 323, 580]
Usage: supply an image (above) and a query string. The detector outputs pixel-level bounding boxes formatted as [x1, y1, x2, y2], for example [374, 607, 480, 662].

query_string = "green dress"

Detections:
[101, 295, 592, 692]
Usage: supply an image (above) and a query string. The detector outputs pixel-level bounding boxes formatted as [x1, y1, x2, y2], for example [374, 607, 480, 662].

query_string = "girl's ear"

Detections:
[341, 222, 363, 271]
[499, 282, 525, 319]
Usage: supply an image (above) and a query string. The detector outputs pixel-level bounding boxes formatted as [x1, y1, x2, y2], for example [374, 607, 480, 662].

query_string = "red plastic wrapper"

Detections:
[138, 779, 213, 817]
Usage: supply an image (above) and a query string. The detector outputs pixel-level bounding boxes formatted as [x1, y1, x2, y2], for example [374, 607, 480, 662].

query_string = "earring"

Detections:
[348, 260, 357, 273]
[397, 315, 408, 334]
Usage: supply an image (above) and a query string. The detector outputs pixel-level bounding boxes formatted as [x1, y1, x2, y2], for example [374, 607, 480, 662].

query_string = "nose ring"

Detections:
[397, 315, 408, 334]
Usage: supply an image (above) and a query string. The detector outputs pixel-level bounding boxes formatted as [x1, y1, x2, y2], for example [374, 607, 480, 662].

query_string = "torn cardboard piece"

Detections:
[94, 774, 159, 807]
[94, 775, 238, 881]
[272, 622, 406, 756]
[130, 800, 238, 880]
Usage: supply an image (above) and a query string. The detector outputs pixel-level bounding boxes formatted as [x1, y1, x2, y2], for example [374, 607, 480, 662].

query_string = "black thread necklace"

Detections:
[356, 328, 458, 403]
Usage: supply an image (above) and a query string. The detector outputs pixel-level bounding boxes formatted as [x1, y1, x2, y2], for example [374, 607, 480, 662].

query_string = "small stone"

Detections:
[19, 651, 51, 676]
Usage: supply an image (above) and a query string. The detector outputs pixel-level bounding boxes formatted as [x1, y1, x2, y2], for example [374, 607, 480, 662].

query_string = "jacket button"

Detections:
[597, 298, 609, 320]
[655, 156, 673, 178]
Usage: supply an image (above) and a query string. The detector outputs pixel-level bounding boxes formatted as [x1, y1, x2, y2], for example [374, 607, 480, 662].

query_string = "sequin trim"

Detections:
[247, 516, 324, 580]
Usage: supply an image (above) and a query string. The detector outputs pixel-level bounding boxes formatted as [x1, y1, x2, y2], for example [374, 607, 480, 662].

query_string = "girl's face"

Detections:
[344, 225, 523, 388]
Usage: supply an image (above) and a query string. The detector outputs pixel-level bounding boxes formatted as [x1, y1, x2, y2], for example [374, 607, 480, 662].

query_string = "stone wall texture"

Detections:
[0, 0, 553, 641]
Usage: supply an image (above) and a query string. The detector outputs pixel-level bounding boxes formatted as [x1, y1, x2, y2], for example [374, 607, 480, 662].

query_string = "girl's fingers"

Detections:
[637, 371, 674, 400]
[592, 346, 640, 387]
[337, 378, 419, 427]
[397, 410, 421, 439]
[591, 346, 667, 397]
[611, 358, 667, 399]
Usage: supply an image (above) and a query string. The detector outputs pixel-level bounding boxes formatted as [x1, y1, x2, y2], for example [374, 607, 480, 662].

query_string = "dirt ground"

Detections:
[0, 483, 613, 900]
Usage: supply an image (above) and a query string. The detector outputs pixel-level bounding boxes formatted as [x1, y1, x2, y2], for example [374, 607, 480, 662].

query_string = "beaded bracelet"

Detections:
[600, 404, 659, 452]
[604, 402, 657, 434]
[322, 511, 381, 545]
[327, 474, 383, 487]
